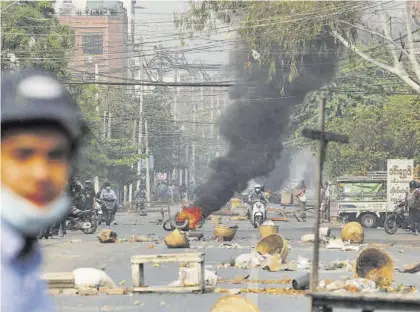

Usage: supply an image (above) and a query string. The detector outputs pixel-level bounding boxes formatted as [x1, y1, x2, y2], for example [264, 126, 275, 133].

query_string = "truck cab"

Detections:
[336, 171, 388, 228]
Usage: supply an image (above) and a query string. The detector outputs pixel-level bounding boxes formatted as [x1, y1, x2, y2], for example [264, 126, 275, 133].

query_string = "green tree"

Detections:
[1, 1, 73, 76]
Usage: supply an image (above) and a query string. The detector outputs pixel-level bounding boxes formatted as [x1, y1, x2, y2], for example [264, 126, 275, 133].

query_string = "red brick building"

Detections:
[59, 7, 128, 81]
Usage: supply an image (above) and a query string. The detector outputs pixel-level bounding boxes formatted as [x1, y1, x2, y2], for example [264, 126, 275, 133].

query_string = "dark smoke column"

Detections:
[195, 32, 339, 218]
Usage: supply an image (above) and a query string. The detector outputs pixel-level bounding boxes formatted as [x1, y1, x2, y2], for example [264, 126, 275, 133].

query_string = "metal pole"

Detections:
[137, 38, 144, 191]
[107, 112, 111, 139]
[310, 97, 326, 293]
[94, 63, 100, 193]
[145, 120, 151, 202]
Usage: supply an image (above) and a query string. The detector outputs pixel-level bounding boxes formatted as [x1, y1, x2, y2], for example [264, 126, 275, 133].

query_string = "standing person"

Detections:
[1, 71, 87, 311]
[83, 180, 96, 211]
[134, 185, 146, 211]
[295, 183, 307, 222]
[407, 180, 420, 235]
[324, 182, 332, 223]
[167, 183, 175, 204]
[180, 183, 187, 202]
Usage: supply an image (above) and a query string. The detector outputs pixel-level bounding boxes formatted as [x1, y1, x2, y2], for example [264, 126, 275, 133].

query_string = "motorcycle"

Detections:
[99, 198, 116, 226]
[94, 201, 103, 225]
[384, 201, 411, 235]
[66, 207, 98, 234]
[250, 200, 267, 228]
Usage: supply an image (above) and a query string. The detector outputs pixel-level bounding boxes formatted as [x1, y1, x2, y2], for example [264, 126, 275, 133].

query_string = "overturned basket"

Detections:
[210, 295, 260, 312]
[259, 225, 279, 239]
[214, 225, 238, 241]
[342, 222, 364, 244]
[355, 244, 394, 287]
[256, 234, 289, 263]
[164, 229, 190, 248]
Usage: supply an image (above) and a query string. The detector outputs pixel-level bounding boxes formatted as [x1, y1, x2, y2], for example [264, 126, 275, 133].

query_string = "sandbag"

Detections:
[73, 268, 115, 289]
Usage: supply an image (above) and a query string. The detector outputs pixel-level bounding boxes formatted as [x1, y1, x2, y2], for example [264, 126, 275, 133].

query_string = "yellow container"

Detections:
[210, 295, 260, 312]
[164, 229, 190, 248]
[341, 222, 364, 244]
[214, 225, 238, 241]
[259, 225, 279, 239]
[355, 245, 394, 287]
[256, 234, 288, 263]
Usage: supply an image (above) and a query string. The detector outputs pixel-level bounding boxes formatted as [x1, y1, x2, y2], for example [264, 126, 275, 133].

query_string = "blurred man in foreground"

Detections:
[1, 71, 87, 311]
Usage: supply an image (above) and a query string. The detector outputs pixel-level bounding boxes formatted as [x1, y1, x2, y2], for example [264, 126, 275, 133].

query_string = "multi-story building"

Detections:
[57, 0, 129, 81]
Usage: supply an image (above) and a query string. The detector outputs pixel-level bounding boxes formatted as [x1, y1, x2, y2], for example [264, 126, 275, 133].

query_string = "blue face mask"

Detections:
[1, 187, 70, 236]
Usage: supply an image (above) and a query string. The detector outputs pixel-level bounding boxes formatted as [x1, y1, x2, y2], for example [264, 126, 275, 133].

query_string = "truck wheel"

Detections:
[360, 213, 377, 228]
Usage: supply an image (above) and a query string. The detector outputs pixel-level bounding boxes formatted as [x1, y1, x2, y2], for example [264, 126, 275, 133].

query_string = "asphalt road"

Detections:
[41, 207, 420, 312]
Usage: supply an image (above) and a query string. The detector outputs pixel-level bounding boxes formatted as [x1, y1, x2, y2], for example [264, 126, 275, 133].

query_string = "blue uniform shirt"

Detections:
[1, 219, 54, 312]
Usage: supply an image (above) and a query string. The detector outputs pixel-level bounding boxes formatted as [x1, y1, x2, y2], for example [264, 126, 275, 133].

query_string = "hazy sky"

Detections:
[135, 1, 231, 69]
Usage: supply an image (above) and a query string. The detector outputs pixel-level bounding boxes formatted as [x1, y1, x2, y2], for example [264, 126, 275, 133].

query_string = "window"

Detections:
[82, 33, 103, 55]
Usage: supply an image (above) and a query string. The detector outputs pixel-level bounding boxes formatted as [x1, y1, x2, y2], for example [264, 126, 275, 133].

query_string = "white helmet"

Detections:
[254, 184, 262, 193]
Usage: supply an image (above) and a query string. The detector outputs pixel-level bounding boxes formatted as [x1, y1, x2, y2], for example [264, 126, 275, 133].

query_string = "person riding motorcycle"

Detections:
[247, 184, 269, 217]
[100, 182, 118, 213]
[407, 180, 420, 235]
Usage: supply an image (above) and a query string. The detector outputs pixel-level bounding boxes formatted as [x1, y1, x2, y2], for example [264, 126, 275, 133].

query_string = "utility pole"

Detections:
[301, 98, 349, 302]
[192, 85, 197, 183]
[216, 92, 221, 157]
[107, 112, 111, 139]
[145, 120, 151, 202]
[102, 111, 107, 138]
[136, 38, 144, 192]
[94, 63, 100, 194]
[173, 68, 179, 184]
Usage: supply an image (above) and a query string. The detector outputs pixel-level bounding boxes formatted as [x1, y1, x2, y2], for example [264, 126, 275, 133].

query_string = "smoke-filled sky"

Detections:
[195, 32, 340, 218]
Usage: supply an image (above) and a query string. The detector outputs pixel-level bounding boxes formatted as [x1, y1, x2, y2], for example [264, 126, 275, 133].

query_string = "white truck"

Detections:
[336, 171, 388, 228]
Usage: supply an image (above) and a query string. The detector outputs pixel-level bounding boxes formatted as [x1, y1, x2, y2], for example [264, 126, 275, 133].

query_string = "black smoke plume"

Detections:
[195, 32, 339, 217]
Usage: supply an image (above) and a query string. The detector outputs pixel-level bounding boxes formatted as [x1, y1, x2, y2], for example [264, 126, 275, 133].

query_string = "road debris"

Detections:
[164, 229, 189, 248]
[323, 260, 353, 271]
[399, 263, 420, 274]
[301, 230, 330, 243]
[326, 238, 345, 249]
[168, 264, 218, 290]
[97, 229, 118, 243]
[320, 278, 377, 293]
[214, 224, 238, 241]
[214, 287, 306, 295]
[355, 245, 394, 287]
[292, 273, 310, 290]
[210, 295, 260, 312]
[256, 234, 288, 263]
[297, 256, 311, 272]
[259, 222, 279, 239]
[99, 288, 129, 295]
[78, 287, 99, 296]
[73, 268, 115, 289]
[129, 235, 152, 243]
[341, 222, 364, 244]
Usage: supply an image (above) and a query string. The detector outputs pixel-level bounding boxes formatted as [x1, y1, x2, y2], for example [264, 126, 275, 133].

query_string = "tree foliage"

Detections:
[1, 1, 73, 76]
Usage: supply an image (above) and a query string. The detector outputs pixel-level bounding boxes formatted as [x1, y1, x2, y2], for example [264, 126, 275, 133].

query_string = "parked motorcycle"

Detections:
[66, 208, 97, 234]
[94, 201, 103, 225]
[384, 201, 411, 235]
[98, 198, 116, 226]
[250, 200, 267, 228]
